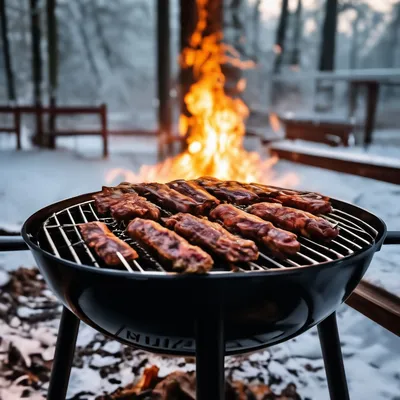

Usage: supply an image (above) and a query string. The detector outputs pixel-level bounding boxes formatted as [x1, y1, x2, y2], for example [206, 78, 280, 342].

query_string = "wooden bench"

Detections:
[279, 115, 354, 147]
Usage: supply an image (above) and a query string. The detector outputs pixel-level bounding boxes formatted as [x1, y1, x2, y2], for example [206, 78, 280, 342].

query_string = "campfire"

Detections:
[106, 0, 295, 186]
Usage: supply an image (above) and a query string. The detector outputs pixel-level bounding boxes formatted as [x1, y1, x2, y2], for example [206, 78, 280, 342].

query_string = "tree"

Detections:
[30, 0, 44, 145]
[47, 0, 58, 147]
[0, 0, 16, 102]
[290, 0, 302, 68]
[273, 0, 289, 74]
[318, 0, 338, 71]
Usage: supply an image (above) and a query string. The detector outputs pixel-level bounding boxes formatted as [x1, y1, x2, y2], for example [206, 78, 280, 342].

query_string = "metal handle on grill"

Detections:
[384, 231, 400, 245]
[0, 236, 29, 251]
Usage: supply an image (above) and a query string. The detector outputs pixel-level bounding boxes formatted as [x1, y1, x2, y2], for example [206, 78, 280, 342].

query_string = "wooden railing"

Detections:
[0, 104, 108, 157]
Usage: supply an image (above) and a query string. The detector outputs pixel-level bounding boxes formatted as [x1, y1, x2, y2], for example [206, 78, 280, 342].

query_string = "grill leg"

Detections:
[195, 310, 225, 400]
[318, 312, 350, 400]
[47, 306, 80, 400]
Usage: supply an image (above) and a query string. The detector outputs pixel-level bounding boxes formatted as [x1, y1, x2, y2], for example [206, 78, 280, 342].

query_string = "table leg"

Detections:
[364, 82, 379, 146]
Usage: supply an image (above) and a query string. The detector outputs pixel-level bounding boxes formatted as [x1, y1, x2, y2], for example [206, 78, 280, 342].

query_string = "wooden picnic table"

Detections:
[273, 68, 400, 145]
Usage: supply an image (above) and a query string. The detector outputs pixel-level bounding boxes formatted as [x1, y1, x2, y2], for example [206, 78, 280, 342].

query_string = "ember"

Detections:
[97, 365, 301, 400]
[106, 0, 297, 186]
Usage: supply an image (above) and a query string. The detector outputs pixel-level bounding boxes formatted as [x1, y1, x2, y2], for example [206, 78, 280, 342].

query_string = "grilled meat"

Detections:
[247, 183, 332, 214]
[195, 177, 332, 214]
[164, 213, 259, 263]
[168, 179, 220, 213]
[79, 221, 138, 265]
[93, 187, 138, 214]
[132, 182, 203, 214]
[195, 177, 260, 205]
[247, 203, 339, 241]
[126, 218, 213, 273]
[209, 204, 300, 256]
[109, 193, 160, 221]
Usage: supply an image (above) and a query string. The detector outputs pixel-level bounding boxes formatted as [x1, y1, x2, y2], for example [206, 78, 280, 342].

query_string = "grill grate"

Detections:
[38, 199, 377, 275]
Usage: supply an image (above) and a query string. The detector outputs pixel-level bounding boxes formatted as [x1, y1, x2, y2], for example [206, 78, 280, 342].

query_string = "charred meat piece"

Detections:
[209, 204, 300, 256]
[168, 179, 220, 213]
[79, 221, 138, 265]
[93, 187, 138, 214]
[248, 183, 332, 214]
[247, 202, 339, 241]
[164, 213, 259, 263]
[109, 193, 160, 221]
[126, 218, 213, 273]
[274, 191, 332, 214]
[195, 177, 260, 205]
[132, 182, 202, 214]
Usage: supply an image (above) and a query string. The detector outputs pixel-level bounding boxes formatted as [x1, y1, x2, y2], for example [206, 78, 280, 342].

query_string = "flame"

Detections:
[269, 113, 281, 133]
[106, 0, 297, 187]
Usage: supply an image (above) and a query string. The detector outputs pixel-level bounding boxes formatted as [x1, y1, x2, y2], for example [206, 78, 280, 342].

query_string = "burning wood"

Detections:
[96, 366, 302, 399]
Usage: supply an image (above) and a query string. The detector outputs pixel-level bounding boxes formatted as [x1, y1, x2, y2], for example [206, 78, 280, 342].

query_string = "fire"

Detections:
[106, 0, 297, 187]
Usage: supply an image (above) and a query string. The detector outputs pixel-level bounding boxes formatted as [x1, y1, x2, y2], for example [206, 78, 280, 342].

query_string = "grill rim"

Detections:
[22, 191, 388, 279]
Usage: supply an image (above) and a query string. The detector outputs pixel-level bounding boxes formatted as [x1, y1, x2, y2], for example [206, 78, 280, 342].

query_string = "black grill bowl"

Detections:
[21, 192, 386, 356]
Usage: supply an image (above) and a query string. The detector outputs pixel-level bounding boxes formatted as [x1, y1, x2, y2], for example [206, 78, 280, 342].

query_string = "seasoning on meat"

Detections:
[132, 182, 202, 214]
[195, 177, 260, 205]
[164, 213, 259, 263]
[167, 179, 220, 213]
[109, 193, 160, 221]
[79, 221, 138, 265]
[209, 204, 300, 256]
[247, 203, 339, 241]
[126, 218, 214, 273]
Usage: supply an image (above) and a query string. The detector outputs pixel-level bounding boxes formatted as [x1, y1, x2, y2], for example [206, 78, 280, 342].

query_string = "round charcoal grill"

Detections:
[1, 189, 399, 400]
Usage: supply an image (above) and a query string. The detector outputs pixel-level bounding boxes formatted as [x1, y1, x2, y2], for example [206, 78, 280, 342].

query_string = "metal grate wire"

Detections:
[39, 200, 377, 275]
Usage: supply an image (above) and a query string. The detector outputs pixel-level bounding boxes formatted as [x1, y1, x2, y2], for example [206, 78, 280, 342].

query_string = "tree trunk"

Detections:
[318, 0, 338, 72]
[273, 0, 289, 74]
[290, 0, 302, 67]
[0, 0, 16, 102]
[252, 0, 261, 60]
[74, 0, 101, 84]
[349, 14, 360, 69]
[30, 0, 44, 145]
[47, 0, 58, 148]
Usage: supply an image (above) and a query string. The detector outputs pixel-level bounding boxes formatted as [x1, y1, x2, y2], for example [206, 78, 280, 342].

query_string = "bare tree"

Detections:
[252, 0, 261, 60]
[290, 0, 302, 67]
[318, 0, 338, 71]
[30, 0, 44, 145]
[273, 0, 289, 73]
[47, 0, 58, 147]
[0, 0, 16, 102]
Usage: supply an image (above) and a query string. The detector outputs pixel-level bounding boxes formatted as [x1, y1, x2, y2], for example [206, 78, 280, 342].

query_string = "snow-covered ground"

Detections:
[0, 133, 399, 399]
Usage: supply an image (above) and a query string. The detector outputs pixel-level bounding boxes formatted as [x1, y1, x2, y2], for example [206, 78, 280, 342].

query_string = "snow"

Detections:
[0, 136, 399, 399]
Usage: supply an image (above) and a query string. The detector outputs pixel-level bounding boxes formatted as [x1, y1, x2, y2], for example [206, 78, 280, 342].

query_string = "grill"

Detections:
[39, 197, 377, 274]
[1, 188, 399, 400]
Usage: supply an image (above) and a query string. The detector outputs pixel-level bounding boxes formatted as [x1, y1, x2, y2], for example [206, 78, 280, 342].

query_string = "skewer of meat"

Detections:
[167, 179, 220, 213]
[194, 177, 260, 205]
[79, 221, 138, 265]
[126, 218, 213, 274]
[93, 187, 160, 221]
[164, 213, 259, 263]
[209, 204, 300, 257]
[246, 203, 339, 241]
[132, 182, 205, 214]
